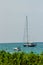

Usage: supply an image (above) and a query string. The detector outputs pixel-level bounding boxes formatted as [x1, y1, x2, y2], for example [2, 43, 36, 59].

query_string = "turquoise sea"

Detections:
[0, 42, 43, 54]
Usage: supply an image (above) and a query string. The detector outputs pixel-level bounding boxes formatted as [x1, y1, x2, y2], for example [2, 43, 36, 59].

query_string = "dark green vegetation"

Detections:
[0, 50, 43, 65]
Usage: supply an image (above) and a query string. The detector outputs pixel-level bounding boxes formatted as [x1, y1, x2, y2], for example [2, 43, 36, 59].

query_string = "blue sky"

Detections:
[0, 0, 43, 42]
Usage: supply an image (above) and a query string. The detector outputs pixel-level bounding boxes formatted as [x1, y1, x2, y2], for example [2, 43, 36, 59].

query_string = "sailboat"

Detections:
[23, 16, 36, 47]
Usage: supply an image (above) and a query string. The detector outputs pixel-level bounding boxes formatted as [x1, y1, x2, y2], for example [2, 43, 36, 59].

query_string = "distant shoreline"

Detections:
[0, 42, 43, 43]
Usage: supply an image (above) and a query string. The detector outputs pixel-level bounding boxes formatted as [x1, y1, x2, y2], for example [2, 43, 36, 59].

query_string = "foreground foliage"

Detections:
[0, 50, 43, 65]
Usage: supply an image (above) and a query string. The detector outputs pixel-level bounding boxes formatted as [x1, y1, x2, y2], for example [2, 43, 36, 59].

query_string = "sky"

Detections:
[0, 0, 43, 42]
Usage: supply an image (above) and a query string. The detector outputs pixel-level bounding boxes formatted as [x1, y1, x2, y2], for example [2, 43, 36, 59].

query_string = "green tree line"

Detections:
[0, 50, 43, 65]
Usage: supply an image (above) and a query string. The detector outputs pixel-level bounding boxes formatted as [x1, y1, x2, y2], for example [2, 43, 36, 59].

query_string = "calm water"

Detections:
[0, 42, 43, 54]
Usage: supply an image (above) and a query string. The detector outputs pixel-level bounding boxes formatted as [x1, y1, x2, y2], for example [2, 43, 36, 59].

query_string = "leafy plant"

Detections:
[0, 50, 43, 65]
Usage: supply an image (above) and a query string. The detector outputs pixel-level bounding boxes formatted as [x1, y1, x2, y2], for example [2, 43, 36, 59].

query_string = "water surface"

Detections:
[0, 42, 43, 54]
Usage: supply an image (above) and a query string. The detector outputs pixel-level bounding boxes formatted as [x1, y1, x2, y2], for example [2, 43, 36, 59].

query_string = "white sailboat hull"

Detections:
[23, 43, 36, 47]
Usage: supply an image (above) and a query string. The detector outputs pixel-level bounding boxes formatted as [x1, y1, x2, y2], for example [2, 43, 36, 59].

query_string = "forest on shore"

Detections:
[0, 50, 43, 65]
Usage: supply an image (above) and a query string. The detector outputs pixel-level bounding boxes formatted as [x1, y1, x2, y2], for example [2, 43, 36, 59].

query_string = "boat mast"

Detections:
[26, 16, 28, 43]
[23, 16, 36, 47]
